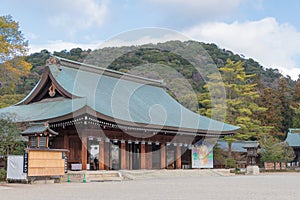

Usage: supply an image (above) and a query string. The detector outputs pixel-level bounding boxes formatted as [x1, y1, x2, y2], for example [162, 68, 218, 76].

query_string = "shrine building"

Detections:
[0, 56, 239, 170]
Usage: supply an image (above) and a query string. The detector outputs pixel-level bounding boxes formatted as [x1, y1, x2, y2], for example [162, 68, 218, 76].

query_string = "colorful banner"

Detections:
[192, 140, 213, 168]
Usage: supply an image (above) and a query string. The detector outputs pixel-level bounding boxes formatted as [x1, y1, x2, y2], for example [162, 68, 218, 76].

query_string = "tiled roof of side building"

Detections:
[285, 128, 300, 147]
[0, 56, 240, 134]
[217, 140, 248, 153]
[21, 122, 59, 136]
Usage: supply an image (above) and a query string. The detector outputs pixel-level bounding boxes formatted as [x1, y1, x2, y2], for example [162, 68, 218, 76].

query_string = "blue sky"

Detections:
[1, 0, 300, 79]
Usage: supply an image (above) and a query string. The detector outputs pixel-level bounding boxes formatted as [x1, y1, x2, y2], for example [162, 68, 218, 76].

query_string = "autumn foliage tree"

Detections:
[277, 78, 293, 136]
[257, 87, 284, 138]
[0, 15, 31, 96]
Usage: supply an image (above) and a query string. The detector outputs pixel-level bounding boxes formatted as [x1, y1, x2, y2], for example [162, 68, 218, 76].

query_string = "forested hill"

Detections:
[3, 40, 300, 141]
[25, 40, 295, 92]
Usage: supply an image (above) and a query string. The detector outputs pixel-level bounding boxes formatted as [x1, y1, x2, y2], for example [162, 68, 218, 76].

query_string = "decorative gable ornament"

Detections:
[49, 83, 56, 97]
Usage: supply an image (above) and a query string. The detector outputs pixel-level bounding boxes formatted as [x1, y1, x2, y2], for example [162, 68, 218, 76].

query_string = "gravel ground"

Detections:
[1, 173, 299, 200]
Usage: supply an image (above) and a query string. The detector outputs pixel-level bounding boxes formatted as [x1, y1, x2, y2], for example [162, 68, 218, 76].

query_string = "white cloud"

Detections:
[99, 28, 188, 47]
[28, 40, 103, 53]
[27, 28, 189, 53]
[183, 18, 300, 79]
[144, 0, 244, 23]
[48, 0, 108, 34]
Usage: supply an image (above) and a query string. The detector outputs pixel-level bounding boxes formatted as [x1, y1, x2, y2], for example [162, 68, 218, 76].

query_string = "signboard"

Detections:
[7, 155, 27, 180]
[23, 152, 28, 173]
[192, 140, 213, 168]
[64, 156, 68, 173]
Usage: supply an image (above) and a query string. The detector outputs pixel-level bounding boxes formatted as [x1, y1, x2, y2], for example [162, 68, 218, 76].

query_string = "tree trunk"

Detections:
[280, 162, 282, 170]
[228, 142, 232, 158]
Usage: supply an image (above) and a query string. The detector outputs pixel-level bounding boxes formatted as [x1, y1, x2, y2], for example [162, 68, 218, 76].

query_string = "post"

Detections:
[121, 141, 127, 169]
[140, 143, 146, 169]
[81, 135, 87, 170]
[176, 145, 182, 169]
[104, 141, 110, 170]
[99, 140, 105, 170]
[64, 134, 69, 157]
[161, 143, 166, 169]
[146, 145, 152, 169]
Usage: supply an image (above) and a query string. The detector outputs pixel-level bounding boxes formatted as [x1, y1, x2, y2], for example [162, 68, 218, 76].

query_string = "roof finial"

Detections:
[46, 56, 61, 72]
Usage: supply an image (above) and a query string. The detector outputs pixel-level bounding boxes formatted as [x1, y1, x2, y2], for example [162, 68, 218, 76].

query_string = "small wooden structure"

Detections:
[21, 123, 68, 177]
[243, 141, 259, 166]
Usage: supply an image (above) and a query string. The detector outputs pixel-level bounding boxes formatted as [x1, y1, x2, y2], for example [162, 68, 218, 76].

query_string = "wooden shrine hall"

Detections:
[0, 56, 239, 171]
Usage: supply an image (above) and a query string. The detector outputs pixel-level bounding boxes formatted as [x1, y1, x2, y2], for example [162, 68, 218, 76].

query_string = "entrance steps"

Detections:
[63, 169, 233, 182]
[63, 171, 123, 182]
[119, 169, 233, 180]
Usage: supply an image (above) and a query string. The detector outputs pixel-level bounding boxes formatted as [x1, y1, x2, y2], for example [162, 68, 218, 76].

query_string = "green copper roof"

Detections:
[21, 122, 59, 136]
[285, 128, 300, 147]
[0, 97, 86, 122]
[217, 140, 248, 153]
[0, 56, 239, 134]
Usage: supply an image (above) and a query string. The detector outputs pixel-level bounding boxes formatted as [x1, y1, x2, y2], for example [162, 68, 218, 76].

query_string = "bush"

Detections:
[0, 168, 6, 181]
[225, 158, 236, 168]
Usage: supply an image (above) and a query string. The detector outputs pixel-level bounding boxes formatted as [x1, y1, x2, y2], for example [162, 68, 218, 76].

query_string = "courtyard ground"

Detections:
[1, 172, 299, 200]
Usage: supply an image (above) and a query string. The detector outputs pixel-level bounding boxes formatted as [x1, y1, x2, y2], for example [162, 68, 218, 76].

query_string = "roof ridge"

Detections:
[50, 56, 165, 87]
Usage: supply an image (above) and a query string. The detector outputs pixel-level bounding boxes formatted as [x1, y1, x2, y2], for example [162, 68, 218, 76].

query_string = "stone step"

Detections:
[63, 171, 123, 183]
[119, 169, 233, 180]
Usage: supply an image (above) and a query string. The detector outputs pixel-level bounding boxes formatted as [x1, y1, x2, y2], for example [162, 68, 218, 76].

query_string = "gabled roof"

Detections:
[217, 140, 248, 153]
[0, 56, 239, 135]
[21, 122, 59, 136]
[285, 128, 300, 147]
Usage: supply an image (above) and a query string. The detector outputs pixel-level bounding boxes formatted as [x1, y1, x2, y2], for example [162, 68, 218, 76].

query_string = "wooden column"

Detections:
[146, 145, 152, 169]
[161, 143, 166, 169]
[63, 134, 69, 149]
[140, 143, 146, 169]
[176, 145, 182, 169]
[99, 140, 105, 170]
[126, 143, 130, 169]
[121, 141, 127, 169]
[81, 135, 87, 170]
[104, 141, 110, 170]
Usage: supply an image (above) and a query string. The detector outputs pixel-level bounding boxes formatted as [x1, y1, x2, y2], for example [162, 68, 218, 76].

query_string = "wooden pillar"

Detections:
[81, 135, 87, 170]
[99, 140, 105, 170]
[140, 143, 146, 169]
[63, 134, 69, 149]
[126, 143, 130, 169]
[64, 133, 70, 158]
[104, 141, 110, 170]
[121, 141, 127, 169]
[146, 145, 152, 169]
[161, 143, 166, 169]
[176, 145, 182, 169]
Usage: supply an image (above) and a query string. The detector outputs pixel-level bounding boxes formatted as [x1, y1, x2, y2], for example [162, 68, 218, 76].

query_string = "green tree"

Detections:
[0, 114, 25, 169]
[220, 59, 267, 157]
[199, 59, 269, 157]
[259, 135, 295, 170]
[0, 15, 31, 95]
[0, 94, 25, 108]
[198, 72, 226, 121]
